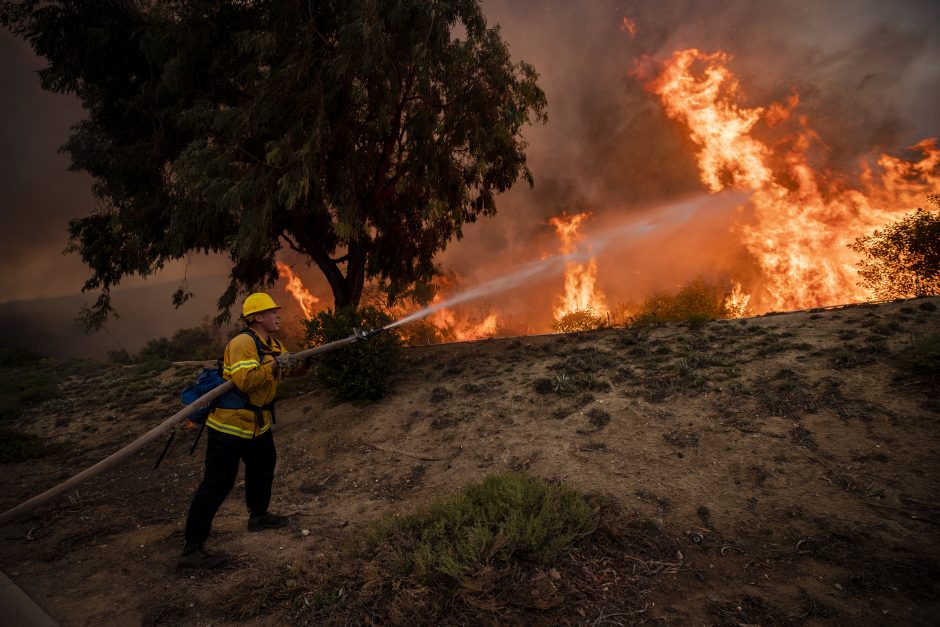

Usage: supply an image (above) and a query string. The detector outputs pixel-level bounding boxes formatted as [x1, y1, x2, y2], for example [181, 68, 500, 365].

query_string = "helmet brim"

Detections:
[242, 305, 282, 319]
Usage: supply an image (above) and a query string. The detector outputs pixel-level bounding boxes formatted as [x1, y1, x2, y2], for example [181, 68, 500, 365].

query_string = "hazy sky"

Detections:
[1, 0, 937, 314]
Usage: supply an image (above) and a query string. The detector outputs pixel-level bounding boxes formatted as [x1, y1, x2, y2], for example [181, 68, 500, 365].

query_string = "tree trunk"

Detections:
[293, 238, 366, 311]
[290, 217, 367, 311]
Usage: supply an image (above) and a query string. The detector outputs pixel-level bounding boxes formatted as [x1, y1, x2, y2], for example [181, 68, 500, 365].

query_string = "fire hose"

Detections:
[0, 327, 385, 526]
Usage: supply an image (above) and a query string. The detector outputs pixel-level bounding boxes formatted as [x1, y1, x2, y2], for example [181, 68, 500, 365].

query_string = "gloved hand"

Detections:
[276, 351, 299, 369]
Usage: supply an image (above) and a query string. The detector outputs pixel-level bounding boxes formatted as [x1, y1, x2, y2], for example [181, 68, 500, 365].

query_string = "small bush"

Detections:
[587, 407, 611, 427]
[305, 306, 402, 401]
[552, 309, 607, 333]
[367, 472, 595, 583]
[136, 320, 232, 362]
[552, 373, 609, 395]
[630, 278, 734, 326]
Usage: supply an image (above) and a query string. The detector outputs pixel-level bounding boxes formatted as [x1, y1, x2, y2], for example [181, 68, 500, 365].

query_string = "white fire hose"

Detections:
[0, 328, 381, 526]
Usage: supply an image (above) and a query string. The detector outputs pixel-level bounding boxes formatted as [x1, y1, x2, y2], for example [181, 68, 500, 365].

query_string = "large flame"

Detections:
[276, 261, 319, 320]
[647, 49, 940, 311]
[431, 304, 499, 342]
[427, 273, 500, 341]
[550, 211, 608, 319]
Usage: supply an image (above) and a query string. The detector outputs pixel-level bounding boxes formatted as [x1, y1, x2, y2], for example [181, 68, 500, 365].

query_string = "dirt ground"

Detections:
[1, 297, 938, 625]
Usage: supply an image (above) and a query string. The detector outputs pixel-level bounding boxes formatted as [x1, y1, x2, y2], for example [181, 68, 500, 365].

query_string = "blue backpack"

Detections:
[179, 329, 274, 426]
[180, 367, 252, 426]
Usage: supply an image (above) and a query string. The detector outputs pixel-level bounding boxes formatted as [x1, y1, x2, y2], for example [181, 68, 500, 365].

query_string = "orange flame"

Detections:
[276, 261, 319, 320]
[621, 16, 638, 38]
[432, 305, 499, 342]
[550, 211, 608, 319]
[647, 49, 940, 311]
[724, 280, 751, 318]
[423, 273, 499, 341]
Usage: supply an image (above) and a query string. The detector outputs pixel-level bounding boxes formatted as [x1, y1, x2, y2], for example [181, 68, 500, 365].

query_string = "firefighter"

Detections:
[178, 292, 307, 569]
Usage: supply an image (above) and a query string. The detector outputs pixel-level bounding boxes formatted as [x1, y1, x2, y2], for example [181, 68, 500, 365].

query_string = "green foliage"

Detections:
[2, 1, 547, 327]
[849, 203, 940, 299]
[368, 472, 595, 583]
[552, 309, 607, 333]
[305, 307, 401, 401]
[630, 278, 733, 326]
[0, 428, 56, 463]
[136, 320, 231, 362]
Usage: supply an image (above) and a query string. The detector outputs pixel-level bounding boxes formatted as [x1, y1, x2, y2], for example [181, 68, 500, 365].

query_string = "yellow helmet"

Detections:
[242, 292, 281, 318]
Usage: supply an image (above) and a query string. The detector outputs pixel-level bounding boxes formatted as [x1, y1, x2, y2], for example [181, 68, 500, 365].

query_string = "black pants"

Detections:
[184, 427, 276, 547]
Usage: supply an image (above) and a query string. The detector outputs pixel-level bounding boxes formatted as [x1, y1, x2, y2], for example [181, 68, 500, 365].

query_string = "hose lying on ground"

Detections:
[0, 330, 376, 526]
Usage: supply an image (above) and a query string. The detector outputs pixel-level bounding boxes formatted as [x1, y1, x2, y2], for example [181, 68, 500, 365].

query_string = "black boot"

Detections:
[177, 543, 229, 569]
[247, 512, 290, 532]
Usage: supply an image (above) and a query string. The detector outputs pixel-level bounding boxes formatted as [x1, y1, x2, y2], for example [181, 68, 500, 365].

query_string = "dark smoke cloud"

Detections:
[1, 1, 937, 344]
[0, 34, 96, 301]
[0, 31, 230, 306]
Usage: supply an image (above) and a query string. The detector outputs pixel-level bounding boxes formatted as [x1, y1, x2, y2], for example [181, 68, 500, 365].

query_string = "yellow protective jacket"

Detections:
[206, 331, 305, 439]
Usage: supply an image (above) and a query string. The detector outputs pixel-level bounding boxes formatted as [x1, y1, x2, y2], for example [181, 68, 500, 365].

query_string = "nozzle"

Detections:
[353, 327, 368, 340]
[352, 327, 386, 340]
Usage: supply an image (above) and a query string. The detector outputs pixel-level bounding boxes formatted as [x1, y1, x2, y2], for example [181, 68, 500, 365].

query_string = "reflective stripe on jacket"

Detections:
[207, 332, 283, 439]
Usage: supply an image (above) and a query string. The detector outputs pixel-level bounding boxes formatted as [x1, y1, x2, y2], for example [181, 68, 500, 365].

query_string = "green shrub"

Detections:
[137, 320, 232, 362]
[631, 278, 733, 326]
[368, 472, 595, 583]
[552, 309, 607, 333]
[305, 306, 401, 401]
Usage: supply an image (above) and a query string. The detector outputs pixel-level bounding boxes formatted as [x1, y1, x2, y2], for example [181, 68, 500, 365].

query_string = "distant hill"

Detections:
[0, 275, 230, 359]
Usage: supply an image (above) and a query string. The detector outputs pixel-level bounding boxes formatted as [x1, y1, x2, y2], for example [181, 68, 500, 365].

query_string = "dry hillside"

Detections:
[1, 297, 938, 625]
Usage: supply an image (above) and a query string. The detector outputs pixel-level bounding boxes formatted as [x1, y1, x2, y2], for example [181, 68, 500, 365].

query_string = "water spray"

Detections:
[0, 191, 739, 525]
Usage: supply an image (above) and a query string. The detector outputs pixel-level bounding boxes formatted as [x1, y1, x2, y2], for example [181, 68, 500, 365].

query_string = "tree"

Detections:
[849, 198, 940, 300]
[2, 0, 546, 328]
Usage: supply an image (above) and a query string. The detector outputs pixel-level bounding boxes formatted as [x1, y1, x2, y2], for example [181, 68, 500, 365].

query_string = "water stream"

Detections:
[383, 191, 746, 331]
